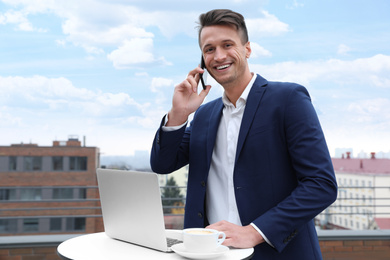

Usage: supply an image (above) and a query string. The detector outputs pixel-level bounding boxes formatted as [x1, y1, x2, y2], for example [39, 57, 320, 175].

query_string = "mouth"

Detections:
[215, 64, 231, 70]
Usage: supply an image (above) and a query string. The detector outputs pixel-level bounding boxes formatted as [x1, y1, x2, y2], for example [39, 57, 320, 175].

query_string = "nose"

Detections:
[214, 47, 226, 62]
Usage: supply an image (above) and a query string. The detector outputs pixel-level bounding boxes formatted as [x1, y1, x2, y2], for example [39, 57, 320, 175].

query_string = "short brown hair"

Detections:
[198, 9, 249, 46]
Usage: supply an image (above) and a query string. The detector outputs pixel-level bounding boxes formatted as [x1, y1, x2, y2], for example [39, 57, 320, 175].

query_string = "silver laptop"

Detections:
[96, 168, 182, 252]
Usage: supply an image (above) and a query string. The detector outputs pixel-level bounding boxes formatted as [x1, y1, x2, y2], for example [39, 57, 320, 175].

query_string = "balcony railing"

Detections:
[1, 185, 390, 235]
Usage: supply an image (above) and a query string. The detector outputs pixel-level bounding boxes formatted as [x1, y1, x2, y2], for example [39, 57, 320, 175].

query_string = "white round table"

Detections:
[57, 231, 254, 260]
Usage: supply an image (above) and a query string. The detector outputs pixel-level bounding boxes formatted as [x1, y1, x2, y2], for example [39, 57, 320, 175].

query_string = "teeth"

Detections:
[216, 64, 230, 70]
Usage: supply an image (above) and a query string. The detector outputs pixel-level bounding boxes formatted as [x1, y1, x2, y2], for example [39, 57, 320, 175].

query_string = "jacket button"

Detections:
[198, 212, 203, 218]
[201, 181, 206, 187]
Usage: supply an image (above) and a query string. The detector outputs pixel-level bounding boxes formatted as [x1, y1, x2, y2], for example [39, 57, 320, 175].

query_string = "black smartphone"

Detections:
[200, 55, 206, 90]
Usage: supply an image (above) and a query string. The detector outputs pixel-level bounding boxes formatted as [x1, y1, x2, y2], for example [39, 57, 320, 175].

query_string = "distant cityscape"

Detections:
[334, 148, 390, 159]
[101, 148, 390, 171]
[100, 150, 151, 171]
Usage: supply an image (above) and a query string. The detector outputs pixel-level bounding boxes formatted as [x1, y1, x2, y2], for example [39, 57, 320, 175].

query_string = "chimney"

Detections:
[346, 152, 351, 159]
[370, 152, 376, 159]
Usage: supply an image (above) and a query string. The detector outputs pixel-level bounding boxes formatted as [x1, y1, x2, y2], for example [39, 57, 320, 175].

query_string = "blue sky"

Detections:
[1, 0, 389, 157]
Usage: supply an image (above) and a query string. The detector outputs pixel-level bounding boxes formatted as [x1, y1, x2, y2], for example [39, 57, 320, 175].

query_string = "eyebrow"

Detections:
[202, 39, 235, 51]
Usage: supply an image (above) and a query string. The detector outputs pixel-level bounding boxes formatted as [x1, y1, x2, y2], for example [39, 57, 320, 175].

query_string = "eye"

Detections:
[204, 47, 214, 53]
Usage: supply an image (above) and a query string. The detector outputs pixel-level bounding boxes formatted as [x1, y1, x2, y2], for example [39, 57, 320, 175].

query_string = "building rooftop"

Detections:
[375, 218, 390, 229]
[332, 156, 390, 175]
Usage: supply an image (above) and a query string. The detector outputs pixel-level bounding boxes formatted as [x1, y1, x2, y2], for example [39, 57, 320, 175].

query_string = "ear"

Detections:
[245, 41, 252, 59]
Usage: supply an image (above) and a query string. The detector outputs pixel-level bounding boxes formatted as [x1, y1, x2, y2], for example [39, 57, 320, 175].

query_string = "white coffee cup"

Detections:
[182, 228, 226, 253]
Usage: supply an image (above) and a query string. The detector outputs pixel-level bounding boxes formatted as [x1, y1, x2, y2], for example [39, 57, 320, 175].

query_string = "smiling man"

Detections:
[150, 9, 337, 260]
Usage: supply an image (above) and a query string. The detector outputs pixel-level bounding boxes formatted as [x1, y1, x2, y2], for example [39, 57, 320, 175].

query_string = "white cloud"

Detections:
[286, 0, 304, 10]
[61, 14, 154, 50]
[337, 44, 351, 55]
[250, 42, 272, 58]
[0, 107, 22, 127]
[150, 77, 174, 93]
[0, 75, 146, 118]
[107, 38, 170, 69]
[149, 77, 174, 105]
[0, 9, 46, 32]
[250, 54, 390, 88]
[246, 10, 290, 38]
[0, 1, 289, 70]
[347, 98, 390, 126]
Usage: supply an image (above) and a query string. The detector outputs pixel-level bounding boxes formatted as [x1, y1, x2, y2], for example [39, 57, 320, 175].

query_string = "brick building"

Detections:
[0, 136, 104, 236]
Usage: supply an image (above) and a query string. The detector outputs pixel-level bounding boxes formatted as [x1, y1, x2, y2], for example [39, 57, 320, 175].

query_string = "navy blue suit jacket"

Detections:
[151, 75, 337, 259]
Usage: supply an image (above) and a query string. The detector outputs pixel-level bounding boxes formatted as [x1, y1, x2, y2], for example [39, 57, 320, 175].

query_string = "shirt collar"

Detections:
[222, 73, 257, 108]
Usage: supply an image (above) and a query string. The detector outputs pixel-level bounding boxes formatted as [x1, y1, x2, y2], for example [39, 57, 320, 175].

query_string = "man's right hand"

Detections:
[166, 67, 211, 126]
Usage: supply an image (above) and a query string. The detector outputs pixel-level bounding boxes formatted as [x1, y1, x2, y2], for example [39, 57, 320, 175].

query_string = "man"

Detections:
[151, 9, 337, 259]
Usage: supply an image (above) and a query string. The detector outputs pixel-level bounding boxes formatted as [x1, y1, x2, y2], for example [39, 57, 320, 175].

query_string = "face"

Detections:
[200, 25, 251, 89]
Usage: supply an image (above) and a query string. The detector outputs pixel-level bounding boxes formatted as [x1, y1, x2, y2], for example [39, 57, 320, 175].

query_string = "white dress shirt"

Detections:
[205, 74, 256, 225]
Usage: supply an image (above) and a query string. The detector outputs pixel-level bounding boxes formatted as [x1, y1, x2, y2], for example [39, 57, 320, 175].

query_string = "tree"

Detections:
[161, 176, 184, 214]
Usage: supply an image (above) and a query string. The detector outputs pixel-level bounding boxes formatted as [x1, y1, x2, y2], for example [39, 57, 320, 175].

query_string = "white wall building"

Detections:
[317, 155, 390, 230]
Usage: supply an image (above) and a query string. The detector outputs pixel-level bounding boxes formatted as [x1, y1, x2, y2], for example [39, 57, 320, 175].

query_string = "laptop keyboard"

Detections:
[167, 237, 182, 247]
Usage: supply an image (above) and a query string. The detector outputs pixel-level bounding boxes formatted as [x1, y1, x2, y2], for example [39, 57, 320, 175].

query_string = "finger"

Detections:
[199, 84, 212, 97]
[221, 237, 235, 247]
[188, 66, 204, 77]
[206, 222, 221, 230]
[189, 75, 199, 93]
[188, 68, 205, 90]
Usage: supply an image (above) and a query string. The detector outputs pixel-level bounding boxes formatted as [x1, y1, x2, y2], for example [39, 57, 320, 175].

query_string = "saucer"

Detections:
[171, 244, 229, 259]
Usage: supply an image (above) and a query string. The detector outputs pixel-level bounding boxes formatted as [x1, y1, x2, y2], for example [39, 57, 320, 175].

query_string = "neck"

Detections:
[224, 72, 253, 107]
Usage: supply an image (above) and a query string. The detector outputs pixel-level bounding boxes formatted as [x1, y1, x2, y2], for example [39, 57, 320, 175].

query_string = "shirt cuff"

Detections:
[161, 114, 188, 132]
[250, 223, 274, 248]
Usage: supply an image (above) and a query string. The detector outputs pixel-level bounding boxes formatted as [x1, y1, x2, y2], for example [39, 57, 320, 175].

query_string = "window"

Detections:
[66, 217, 85, 231]
[9, 156, 17, 171]
[50, 218, 62, 231]
[69, 157, 87, 171]
[0, 189, 16, 201]
[78, 188, 87, 199]
[53, 188, 73, 200]
[0, 219, 17, 233]
[52, 156, 64, 171]
[24, 156, 42, 171]
[20, 188, 42, 200]
[23, 218, 39, 232]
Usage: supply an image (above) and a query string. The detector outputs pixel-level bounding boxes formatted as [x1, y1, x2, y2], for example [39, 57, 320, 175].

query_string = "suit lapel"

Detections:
[206, 99, 224, 167]
[235, 75, 267, 162]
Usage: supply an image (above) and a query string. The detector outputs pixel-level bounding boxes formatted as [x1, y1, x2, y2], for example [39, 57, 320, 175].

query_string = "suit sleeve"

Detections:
[252, 85, 337, 252]
[150, 115, 191, 174]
